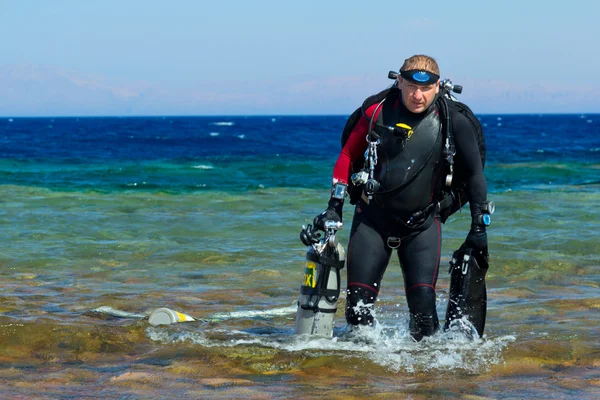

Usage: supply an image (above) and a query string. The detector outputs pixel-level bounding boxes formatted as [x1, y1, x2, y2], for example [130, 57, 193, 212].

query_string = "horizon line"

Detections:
[2, 112, 599, 119]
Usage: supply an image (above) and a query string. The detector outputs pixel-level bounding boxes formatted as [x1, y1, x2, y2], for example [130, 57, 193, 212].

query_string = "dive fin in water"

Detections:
[444, 243, 489, 338]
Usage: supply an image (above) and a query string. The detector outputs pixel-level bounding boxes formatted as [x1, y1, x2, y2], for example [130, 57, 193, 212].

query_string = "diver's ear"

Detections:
[435, 79, 440, 94]
[397, 77, 403, 88]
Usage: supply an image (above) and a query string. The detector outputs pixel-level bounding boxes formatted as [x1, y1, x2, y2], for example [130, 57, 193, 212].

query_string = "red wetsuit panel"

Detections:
[332, 102, 392, 184]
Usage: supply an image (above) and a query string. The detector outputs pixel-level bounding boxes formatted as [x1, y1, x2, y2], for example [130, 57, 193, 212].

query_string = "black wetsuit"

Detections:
[340, 92, 487, 340]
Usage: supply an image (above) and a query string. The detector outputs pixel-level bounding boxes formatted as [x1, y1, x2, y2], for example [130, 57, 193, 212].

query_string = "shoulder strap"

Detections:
[341, 86, 398, 148]
[435, 92, 487, 222]
[436, 95, 456, 172]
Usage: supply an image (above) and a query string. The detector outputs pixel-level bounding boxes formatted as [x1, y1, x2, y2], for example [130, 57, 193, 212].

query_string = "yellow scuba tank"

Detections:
[294, 221, 345, 337]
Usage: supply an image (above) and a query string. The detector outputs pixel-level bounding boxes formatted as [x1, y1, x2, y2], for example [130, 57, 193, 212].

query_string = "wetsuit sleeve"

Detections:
[332, 113, 370, 184]
[452, 111, 488, 216]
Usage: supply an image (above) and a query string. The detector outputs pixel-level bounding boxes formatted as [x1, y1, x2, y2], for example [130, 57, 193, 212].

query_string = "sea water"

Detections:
[0, 114, 598, 398]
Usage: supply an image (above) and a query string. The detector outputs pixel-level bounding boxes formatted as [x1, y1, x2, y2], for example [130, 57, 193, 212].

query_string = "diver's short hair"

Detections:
[400, 55, 440, 76]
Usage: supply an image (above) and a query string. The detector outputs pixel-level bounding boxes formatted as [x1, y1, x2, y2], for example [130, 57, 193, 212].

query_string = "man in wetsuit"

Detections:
[312, 55, 488, 341]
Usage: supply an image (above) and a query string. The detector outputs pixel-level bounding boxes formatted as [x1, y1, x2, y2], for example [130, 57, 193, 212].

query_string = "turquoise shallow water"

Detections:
[0, 182, 599, 398]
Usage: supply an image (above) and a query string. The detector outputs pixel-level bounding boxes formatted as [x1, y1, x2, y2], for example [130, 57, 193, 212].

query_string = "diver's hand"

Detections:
[465, 225, 488, 253]
[312, 198, 343, 231]
[313, 208, 341, 231]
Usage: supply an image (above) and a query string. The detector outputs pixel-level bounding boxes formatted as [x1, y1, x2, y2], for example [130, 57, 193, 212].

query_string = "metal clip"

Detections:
[351, 170, 369, 185]
[387, 237, 401, 249]
[461, 253, 470, 275]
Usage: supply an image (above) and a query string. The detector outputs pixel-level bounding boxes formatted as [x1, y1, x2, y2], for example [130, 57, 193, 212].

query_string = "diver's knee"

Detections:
[345, 285, 377, 326]
[406, 285, 436, 315]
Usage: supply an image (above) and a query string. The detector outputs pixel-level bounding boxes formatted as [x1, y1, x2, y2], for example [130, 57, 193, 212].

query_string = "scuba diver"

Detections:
[302, 54, 491, 341]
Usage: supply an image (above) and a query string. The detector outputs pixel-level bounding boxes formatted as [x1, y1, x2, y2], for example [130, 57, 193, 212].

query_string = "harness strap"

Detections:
[407, 193, 454, 225]
[318, 255, 345, 270]
[300, 287, 340, 298]
[299, 303, 337, 313]
[361, 191, 451, 223]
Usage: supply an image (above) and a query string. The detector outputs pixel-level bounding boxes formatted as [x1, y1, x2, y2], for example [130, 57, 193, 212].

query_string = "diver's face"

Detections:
[399, 78, 439, 113]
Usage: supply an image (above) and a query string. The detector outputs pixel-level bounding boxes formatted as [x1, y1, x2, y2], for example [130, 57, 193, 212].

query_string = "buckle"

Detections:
[387, 237, 401, 249]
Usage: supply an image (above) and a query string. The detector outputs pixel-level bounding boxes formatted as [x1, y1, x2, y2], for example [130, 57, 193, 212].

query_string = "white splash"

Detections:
[210, 122, 235, 126]
[209, 305, 297, 321]
[91, 306, 146, 319]
[209, 132, 220, 137]
[146, 326, 210, 346]
[148, 319, 515, 374]
[193, 164, 214, 170]
[145, 299, 516, 374]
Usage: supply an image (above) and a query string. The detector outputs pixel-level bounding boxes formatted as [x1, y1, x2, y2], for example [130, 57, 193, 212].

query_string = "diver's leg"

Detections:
[398, 217, 442, 341]
[345, 205, 392, 326]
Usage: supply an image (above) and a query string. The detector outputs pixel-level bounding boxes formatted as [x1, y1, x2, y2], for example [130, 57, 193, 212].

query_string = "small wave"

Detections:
[578, 179, 600, 186]
[237, 134, 245, 139]
[8, 118, 13, 122]
[209, 132, 220, 137]
[210, 122, 235, 126]
[590, 148, 600, 152]
[88, 306, 146, 319]
[147, 327, 210, 346]
[587, 119, 593, 123]
[193, 165, 214, 170]
[210, 305, 296, 321]
[146, 316, 515, 374]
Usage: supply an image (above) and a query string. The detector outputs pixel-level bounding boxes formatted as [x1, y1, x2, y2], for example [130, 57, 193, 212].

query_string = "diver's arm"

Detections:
[452, 111, 488, 214]
[312, 112, 370, 231]
[332, 114, 370, 184]
[452, 111, 489, 251]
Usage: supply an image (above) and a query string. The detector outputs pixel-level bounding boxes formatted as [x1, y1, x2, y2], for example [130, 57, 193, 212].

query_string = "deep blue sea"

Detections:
[1, 114, 598, 192]
[0, 114, 599, 398]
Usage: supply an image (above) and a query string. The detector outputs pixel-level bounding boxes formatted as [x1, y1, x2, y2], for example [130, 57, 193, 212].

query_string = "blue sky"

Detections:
[1, 1, 599, 116]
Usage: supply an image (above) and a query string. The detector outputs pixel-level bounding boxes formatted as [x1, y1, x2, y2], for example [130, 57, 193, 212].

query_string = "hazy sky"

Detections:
[1, 1, 599, 116]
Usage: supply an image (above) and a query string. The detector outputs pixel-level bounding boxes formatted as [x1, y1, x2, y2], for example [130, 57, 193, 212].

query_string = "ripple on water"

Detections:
[145, 318, 516, 375]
